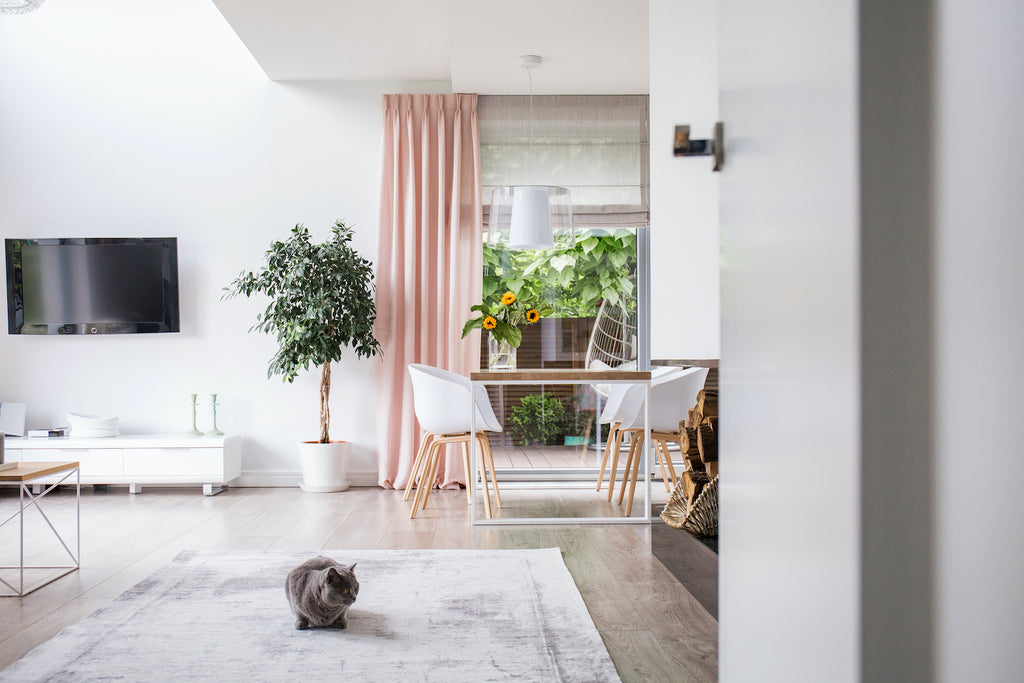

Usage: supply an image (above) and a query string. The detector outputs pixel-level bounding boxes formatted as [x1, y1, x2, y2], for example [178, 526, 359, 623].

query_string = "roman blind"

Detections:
[479, 95, 650, 229]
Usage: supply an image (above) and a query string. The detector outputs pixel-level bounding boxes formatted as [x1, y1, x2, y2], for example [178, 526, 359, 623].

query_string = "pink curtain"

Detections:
[375, 94, 482, 489]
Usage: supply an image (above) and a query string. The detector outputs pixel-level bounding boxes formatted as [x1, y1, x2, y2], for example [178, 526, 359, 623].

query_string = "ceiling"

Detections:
[210, 0, 649, 94]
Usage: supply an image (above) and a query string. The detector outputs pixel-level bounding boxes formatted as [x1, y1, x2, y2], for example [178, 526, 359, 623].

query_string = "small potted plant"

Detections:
[508, 392, 567, 446]
[561, 391, 596, 447]
[225, 220, 380, 492]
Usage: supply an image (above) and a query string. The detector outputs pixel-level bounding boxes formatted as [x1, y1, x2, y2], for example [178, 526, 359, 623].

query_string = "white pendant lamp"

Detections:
[509, 186, 553, 249]
[488, 55, 573, 251]
[491, 185, 572, 249]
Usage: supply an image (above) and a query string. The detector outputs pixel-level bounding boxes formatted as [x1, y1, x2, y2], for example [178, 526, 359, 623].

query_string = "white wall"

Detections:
[0, 0, 450, 485]
[716, 0, 1024, 679]
[648, 0, 720, 361]
[935, 0, 1024, 679]
[717, 0, 860, 680]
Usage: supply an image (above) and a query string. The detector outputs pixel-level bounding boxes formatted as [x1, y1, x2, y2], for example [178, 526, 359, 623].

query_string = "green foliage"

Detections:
[508, 393, 567, 446]
[223, 221, 381, 441]
[225, 221, 381, 380]
[482, 230, 636, 319]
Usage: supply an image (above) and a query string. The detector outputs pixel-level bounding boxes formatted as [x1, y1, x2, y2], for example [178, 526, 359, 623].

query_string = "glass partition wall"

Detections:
[478, 229, 639, 460]
[473, 242, 652, 521]
[473, 95, 668, 520]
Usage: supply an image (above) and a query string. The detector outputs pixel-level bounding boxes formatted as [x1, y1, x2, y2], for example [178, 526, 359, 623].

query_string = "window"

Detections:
[480, 95, 650, 230]
[477, 95, 650, 479]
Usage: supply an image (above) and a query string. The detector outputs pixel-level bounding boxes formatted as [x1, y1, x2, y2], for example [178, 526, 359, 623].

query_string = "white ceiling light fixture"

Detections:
[488, 55, 573, 251]
[0, 0, 44, 14]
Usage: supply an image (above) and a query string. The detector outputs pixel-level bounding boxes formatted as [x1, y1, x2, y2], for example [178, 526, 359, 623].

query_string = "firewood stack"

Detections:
[677, 376, 719, 509]
[660, 368, 721, 536]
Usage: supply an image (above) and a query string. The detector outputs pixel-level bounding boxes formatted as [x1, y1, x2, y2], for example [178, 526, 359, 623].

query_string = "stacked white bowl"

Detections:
[67, 413, 119, 438]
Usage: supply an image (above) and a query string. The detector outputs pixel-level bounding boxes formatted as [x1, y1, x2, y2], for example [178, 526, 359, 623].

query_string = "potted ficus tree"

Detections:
[225, 220, 381, 492]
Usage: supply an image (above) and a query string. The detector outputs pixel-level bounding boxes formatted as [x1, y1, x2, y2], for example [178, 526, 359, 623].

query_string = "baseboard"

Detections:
[235, 469, 378, 488]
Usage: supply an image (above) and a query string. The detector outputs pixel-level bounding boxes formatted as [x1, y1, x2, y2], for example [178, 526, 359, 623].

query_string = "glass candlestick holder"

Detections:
[187, 394, 203, 436]
[207, 394, 223, 436]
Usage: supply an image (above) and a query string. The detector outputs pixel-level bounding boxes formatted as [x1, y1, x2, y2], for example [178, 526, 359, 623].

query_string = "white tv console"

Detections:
[1, 434, 240, 496]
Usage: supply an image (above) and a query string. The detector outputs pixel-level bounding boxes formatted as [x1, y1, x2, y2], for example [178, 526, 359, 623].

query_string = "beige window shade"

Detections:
[479, 95, 650, 229]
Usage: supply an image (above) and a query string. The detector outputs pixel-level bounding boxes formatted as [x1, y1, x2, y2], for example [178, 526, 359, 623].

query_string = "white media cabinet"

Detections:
[1, 434, 240, 496]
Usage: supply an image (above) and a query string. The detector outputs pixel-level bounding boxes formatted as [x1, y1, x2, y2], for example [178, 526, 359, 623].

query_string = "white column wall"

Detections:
[717, 0, 861, 680]
[0, 0, 450, 485]
[717, 0, 1024, 679]
[648, 0, 720, 361]
[935, 0, 1024, 679]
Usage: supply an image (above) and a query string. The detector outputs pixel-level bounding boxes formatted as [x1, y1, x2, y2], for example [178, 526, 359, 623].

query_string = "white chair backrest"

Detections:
[407, 364, 502, 434]
[598, 366, 685, 424]
[598, 382, 635, 424]
[619, 366, 710, 432]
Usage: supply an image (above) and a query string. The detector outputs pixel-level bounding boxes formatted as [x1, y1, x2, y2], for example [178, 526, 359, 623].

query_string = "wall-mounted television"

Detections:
[5, 237, 180, 335]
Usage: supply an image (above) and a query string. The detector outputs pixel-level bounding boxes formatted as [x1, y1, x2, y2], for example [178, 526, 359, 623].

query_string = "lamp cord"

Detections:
[528, 66, 534, 155]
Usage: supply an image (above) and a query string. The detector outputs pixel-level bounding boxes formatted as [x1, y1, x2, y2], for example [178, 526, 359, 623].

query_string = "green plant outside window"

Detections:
[483, 229, 637, 319]
[508, 393, 567, 446]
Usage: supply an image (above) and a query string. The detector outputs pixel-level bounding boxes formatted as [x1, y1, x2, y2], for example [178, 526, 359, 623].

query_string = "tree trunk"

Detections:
[319, 362, 331, 443]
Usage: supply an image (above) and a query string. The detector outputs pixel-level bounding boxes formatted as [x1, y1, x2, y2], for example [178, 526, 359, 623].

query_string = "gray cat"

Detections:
[285, 556, 359, 630]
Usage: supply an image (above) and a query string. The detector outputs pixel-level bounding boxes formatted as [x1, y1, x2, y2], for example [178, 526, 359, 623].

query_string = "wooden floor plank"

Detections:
[0, 485, 717, 682]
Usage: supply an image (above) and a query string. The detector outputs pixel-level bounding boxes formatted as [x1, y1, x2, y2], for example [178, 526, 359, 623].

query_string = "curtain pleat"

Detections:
[376, 94, 482, 490]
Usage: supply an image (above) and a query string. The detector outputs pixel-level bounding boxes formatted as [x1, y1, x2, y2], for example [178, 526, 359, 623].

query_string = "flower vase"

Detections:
[487, 332, 517, 370]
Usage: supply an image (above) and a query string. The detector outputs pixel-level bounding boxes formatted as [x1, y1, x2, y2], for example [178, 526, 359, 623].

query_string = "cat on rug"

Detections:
[285, 556, 359, 630]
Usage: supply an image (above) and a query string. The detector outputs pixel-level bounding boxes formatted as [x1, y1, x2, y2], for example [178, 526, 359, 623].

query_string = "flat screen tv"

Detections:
[5, 237, 180, 335]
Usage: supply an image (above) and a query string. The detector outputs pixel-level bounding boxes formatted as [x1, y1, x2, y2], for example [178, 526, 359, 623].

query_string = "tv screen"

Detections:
[5, 238, 180, 335]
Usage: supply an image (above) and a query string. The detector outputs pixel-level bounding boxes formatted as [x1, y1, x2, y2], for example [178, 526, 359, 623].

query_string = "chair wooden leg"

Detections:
[480, 433, 502, 509]
[606, 427, 627, 501]
[410, 440, 441, 519]
[461, 438, 474, 506]
[618, 433, 643, 504]
[419, 442, 444, 511]
[655, 438, 671, 491]
[660, 439, 678, 489]
[476, 443, 493, 519]
[659, 440, 675, 489]
[403, 432, 433, 501]
[595, 423, 619, 491]
[625, 433, 646, 516]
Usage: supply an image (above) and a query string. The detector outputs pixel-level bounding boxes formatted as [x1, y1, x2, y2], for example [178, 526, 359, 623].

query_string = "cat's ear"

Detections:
[327, 567, 340, 578]
[348, 563, 357, 572]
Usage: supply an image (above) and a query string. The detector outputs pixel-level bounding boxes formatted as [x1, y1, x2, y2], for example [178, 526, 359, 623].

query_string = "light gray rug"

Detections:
[2, 548, 620, 682]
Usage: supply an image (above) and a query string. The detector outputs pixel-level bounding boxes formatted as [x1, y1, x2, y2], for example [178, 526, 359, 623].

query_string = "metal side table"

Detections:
[0, 461, 81, 596]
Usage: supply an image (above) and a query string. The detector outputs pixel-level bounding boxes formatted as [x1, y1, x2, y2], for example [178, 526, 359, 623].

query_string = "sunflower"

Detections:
[483, 315, 498, 330]
[525, 309, 540, 324]
[500, 291, 517, 306]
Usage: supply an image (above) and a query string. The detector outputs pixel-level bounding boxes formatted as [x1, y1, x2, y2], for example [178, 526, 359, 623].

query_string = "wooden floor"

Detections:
[0, 485, 717, 681]
[492, 444, 600, 469]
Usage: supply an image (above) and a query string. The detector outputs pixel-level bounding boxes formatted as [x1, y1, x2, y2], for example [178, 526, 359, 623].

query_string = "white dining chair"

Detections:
[405, 364, 502, 519]
[614, 366, 710, 516]
[594, 366, 685, 501]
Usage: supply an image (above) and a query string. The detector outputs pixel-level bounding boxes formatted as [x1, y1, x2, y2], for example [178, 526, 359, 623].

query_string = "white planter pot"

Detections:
[298, 440, 351, 492]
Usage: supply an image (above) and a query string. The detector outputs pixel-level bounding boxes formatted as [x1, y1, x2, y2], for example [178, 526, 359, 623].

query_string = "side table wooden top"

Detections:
[0, 461, 80, 482]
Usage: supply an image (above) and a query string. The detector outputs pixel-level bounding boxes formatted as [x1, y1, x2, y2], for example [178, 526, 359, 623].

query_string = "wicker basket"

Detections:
[660, 474, 719, 537]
